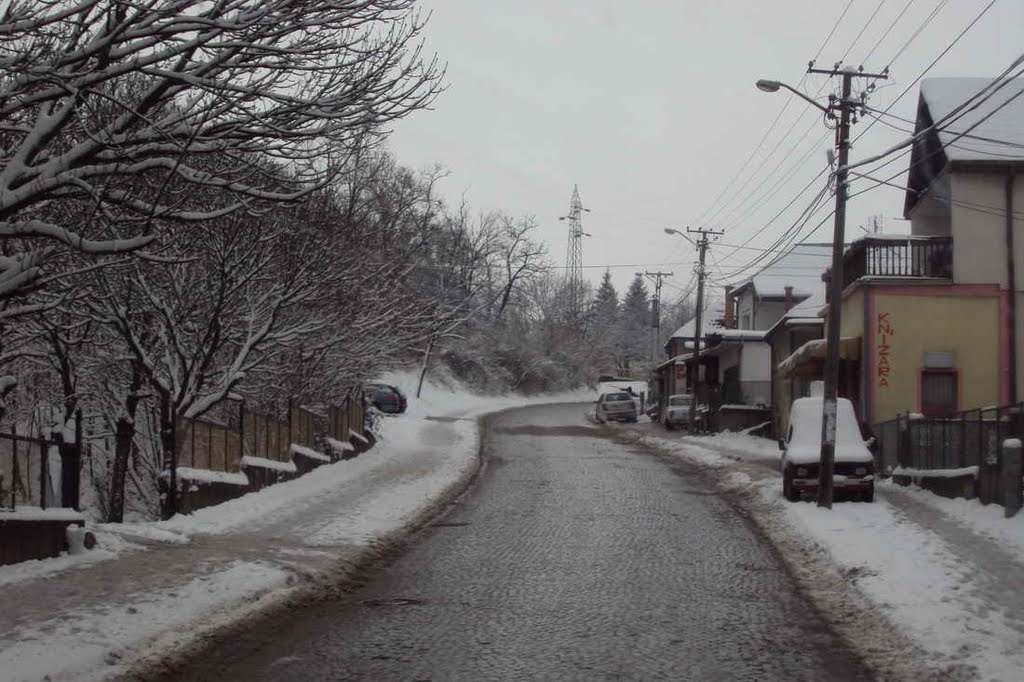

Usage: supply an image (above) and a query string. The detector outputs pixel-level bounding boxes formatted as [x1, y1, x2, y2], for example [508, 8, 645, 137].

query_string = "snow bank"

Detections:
[633, 427, 1024, 680]
[158, 467, 249, 487]
[0, 529, 138, 587]
[325, 437, 354, 453]
[241, 455, 298, 473]
[290, 443, 331, 462]
[0, 561, 289, 682]
[0, 507, 85, 522]
[892, 465, 979, 479]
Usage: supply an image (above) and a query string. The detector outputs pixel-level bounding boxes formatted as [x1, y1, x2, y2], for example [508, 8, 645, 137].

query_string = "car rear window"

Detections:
[606, 393, 632, 401]
[669, 396, 691, 406]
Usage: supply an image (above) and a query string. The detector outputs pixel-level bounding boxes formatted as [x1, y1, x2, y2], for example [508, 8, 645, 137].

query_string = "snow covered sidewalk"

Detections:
[620, 421, 1024, 681]
[0, 377, 592, 682]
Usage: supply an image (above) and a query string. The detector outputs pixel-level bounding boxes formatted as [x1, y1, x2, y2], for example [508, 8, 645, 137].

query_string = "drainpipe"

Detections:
[1007, 170, 1018, 404]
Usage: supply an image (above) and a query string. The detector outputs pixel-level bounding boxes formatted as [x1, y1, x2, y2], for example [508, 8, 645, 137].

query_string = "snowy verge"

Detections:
[620, 428, 1019, 681]
[0, 370, 596, 682]
[3, 561, 290, 682]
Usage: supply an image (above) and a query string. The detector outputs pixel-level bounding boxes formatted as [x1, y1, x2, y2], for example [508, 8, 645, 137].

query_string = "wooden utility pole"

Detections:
[687, 227, 723, 432]
[810, 65, 887, 508]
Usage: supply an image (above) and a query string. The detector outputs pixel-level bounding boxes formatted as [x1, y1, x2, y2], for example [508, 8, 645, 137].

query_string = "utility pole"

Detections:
[810, 64, 887, 508]
[687, 227, 723, 432]
[640, 270, 673, 366]
[559, 185, 589, 321]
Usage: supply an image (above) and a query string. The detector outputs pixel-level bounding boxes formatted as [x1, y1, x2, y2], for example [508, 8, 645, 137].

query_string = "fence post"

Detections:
[10, 425, 18, 510]
[287, 397, 293, 459]
[39, 438, 48, 510]
[960, 410, 967, 469]
[1002, 438, 1022, 517]
[239, 401, 246, 459]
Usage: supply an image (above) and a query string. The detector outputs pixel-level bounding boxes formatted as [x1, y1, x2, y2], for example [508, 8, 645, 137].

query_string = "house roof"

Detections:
[762, 289, 827, 341]
[729, 242, 832, 300]
[905, 77, 1024, 216]
[667, 290, 725, 341]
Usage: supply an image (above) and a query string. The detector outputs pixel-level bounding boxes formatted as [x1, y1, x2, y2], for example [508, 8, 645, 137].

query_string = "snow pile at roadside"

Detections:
[6, 561, 288, 682]
[631, 427, 1024, 680]
[0, 529, 139, 587]
[0, 370, 597, 682]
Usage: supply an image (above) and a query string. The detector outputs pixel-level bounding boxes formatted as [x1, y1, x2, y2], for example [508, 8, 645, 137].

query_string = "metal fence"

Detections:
[874, 403, 1023, 474]
[0, 413, 82, 511]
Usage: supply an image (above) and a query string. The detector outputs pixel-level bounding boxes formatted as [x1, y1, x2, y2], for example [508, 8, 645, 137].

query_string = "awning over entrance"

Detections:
[777, 337, 861, 378]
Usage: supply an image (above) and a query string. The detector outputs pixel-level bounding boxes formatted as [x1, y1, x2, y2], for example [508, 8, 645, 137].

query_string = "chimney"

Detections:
[723, 286, 735, 329]
[784, 285, 795, 311]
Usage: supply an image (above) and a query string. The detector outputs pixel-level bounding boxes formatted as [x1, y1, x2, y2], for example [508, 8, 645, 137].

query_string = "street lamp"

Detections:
[755, 79, 832, 116]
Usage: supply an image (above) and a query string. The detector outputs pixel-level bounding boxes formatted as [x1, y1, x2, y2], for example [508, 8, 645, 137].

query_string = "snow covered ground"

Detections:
[623, 423, 1024, 681]
[0, 371, 593, 682]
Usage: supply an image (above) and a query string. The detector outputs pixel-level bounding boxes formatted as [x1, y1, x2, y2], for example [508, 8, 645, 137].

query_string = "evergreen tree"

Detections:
[618, 275, 651, 373]
[587, 270, 620, 374]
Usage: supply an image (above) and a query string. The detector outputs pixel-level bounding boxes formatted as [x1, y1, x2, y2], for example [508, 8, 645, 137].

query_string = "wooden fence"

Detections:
[176, 395, 365, 473]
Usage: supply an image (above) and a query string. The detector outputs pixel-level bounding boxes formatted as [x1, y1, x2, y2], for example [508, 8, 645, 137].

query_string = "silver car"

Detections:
[596, 392, 638, 423]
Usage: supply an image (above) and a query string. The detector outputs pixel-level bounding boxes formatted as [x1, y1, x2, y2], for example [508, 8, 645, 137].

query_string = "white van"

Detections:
[779, 395, 875, 502]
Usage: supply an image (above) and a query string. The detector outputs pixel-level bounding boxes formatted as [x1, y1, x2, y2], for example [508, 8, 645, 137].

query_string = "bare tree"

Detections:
[0, 0, 443, 402]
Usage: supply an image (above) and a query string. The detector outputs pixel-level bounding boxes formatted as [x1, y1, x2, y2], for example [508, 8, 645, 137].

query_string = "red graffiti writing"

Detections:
[876, 312, 894, 388]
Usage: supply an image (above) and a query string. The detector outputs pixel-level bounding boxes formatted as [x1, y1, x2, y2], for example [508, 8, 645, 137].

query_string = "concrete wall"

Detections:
[909, 174, 953, 237]
[754, 300, 787, 331]
[740, 342, 772, 384]
[949, 172, 1024, 400]
[867, 287, 1003, 423]
[736, 290, 755, 330]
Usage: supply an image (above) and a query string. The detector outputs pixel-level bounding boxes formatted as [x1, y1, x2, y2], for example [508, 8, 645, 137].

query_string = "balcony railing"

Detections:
[836, 236, 952, 291]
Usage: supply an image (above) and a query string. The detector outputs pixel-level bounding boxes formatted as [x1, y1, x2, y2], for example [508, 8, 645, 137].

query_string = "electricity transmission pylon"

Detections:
[559, 185, 589, 320]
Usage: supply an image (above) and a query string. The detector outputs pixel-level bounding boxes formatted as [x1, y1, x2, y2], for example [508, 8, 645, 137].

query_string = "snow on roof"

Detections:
[707, 328, 765, 341]
[763, 288, 827, 338]
[731, 242, 832, 299]
[919, 78, 1024, 164]
[667, 290, 725, 340]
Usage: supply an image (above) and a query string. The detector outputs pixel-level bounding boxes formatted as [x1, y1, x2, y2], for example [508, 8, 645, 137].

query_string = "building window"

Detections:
[921, 369, 958, 416]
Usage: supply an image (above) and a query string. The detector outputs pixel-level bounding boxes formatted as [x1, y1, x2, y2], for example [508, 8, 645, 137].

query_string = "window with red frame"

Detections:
[921, 369, 958, 416]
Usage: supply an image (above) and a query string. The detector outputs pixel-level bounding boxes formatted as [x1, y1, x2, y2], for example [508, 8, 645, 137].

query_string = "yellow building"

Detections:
[836, 278, 1007, 425]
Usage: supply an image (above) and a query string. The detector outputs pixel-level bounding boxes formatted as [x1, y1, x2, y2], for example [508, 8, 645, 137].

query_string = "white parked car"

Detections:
[595, 391, 639, 424]
[661, 394, 702, 430]
[779, 396, 875, 502]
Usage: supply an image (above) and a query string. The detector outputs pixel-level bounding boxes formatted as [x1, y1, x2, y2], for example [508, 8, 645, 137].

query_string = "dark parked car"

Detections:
[365, 384, 407, 414]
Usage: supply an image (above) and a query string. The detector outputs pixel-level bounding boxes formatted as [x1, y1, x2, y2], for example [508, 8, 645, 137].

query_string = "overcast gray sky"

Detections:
[388, 1, 1024, 301]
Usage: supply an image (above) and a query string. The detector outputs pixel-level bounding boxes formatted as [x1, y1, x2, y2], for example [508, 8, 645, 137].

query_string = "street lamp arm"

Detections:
[756, 79, 831, 115]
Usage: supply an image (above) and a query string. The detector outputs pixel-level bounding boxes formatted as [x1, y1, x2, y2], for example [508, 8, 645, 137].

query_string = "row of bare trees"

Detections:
[0, 2, 600, 520]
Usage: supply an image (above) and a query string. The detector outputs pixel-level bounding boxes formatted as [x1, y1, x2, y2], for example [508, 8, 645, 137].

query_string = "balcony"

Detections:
[833, 236, 953, 292]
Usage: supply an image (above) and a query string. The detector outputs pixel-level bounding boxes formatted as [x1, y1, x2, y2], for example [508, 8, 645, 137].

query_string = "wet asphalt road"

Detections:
[170, 404, 870, 681]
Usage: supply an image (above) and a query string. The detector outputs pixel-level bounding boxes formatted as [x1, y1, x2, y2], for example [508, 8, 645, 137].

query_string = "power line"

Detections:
[693, 1, 855, 227]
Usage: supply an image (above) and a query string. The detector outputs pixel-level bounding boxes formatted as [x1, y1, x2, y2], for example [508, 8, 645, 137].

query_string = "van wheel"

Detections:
[783, 467, 800, 502]
[863, 485, 875, 503]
